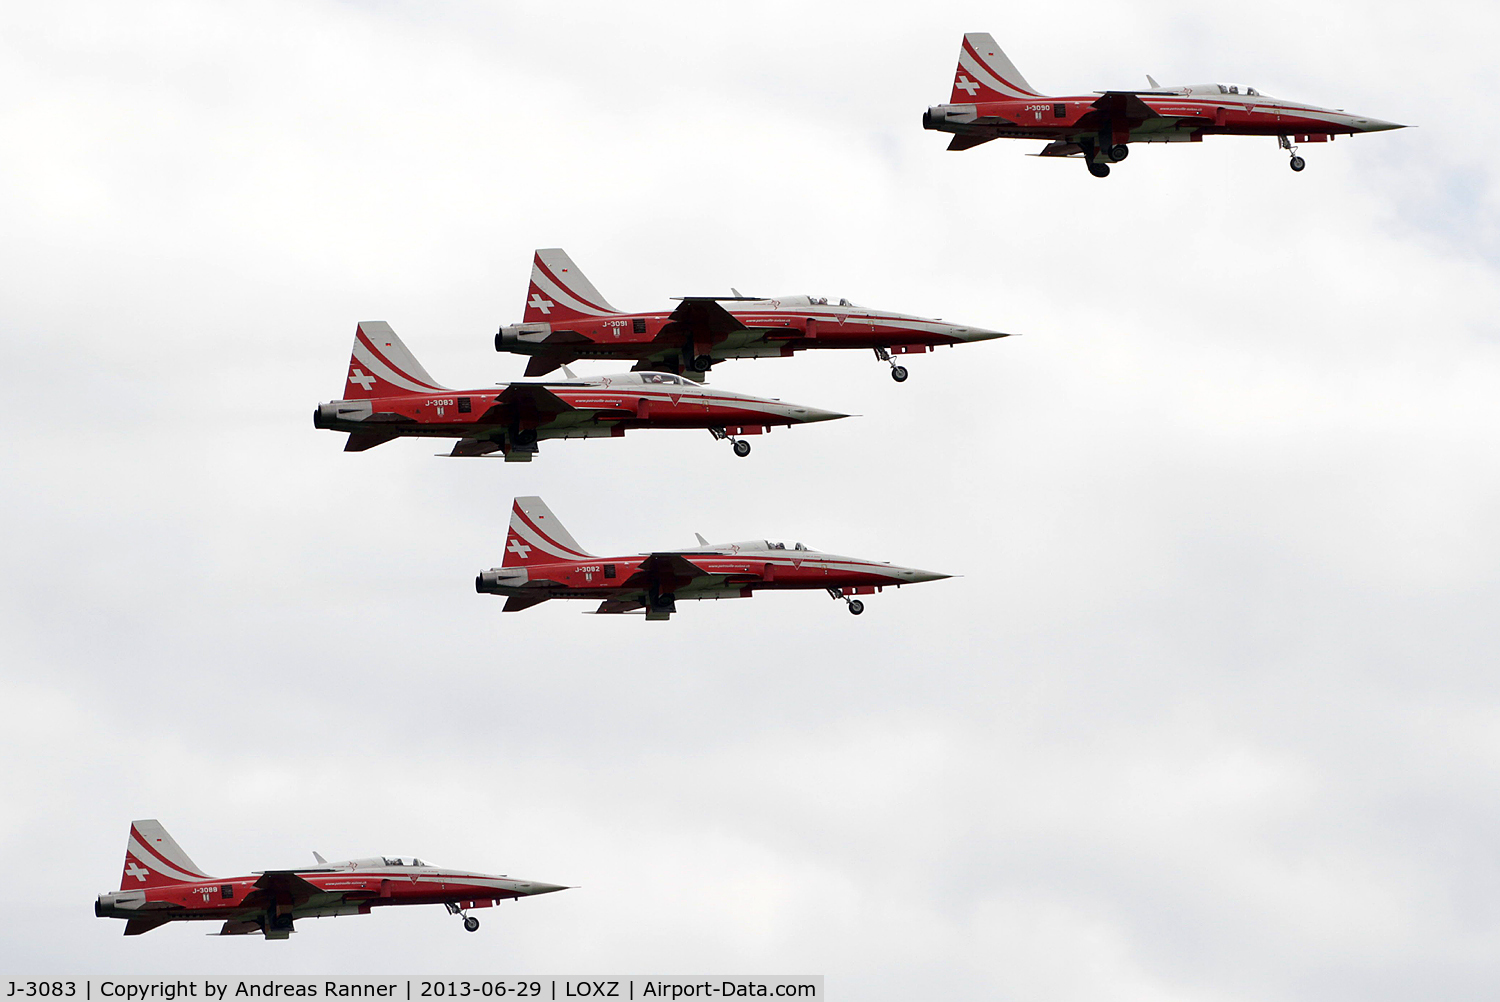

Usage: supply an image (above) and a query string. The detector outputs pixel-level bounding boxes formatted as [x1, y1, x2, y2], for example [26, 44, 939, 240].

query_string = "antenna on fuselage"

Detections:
[695, 533, 709, 546]
[730, 288, 743, 297]
[313, 851, 327, 864]
[1146, 74, 1160, 88]
[561, 365, 578, 379]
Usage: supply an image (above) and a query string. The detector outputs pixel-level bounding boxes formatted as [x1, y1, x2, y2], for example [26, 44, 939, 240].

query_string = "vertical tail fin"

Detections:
[504, 496, 594, 567]
[951, 33, 1042, 102]
[122, 820, 212, 889]
[523, 249, 621, 323]
[343, 322, 449, 400]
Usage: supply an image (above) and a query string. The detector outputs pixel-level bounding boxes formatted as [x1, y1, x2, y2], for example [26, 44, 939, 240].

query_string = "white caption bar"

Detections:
[4, 980, 823, 1001]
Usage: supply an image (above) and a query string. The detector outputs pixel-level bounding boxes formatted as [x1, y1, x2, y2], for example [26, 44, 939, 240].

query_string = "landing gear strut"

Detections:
[446, 902, 481, 932]
[709, 427, 752, 457]
[874, 347, 908, 382]
[828, 587, 865, 615]
[1279, 135, 1305, 172]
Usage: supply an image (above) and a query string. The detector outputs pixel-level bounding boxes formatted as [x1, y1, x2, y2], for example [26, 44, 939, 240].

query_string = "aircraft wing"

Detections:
[1089, 91, 1168, 122]
[591, 599, 646, 615]
[242, 871, 326, 909]
[477, 383, 577, 424]
[663, 299, 748, 339]
[621, 552, 716, 590]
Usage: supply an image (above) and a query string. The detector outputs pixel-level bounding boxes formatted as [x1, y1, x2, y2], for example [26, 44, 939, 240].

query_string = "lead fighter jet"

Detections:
[476, 497, 951, 619]
[95, 820, 567, 939]
[314, 322, 847, 460]
[923, 32, 1406, 176]
[496, 249, 1008, 382]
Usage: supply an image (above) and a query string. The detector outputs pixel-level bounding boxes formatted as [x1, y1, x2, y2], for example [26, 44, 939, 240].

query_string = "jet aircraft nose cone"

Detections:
[893, 566, 951, 584]
[1353, 116, 1406, 132]
[950, 325, 1009, 342]
[790, 406, 849, 423]
[520, 881, 570, 896]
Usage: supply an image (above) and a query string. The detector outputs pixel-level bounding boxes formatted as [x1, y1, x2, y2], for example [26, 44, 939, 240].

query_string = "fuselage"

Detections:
[314, 371, 846, 456]
[498, 296, 1005, 364]
[96, 858, 566, 929]
[478, 540, 947, 604]
[926, 84, 1403, 147]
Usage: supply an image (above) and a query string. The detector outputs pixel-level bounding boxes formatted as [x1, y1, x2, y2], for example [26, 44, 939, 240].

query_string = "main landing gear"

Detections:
[1279, 135, 1306, 172]
[874, 347, 908, 382]
[828, 587, 865, 615]
[1082, 139, 1128, 178]
[709, 428, 752, 457]
[446, 903, 481, 932]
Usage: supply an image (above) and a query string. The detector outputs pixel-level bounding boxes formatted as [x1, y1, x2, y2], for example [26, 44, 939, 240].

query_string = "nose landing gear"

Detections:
[874, 347, 909, 382]
[446, 902, 482, 932]
[827, 587, 865, 615]
[709, 428, 752, 457]
[1279, 135, 1306, 171]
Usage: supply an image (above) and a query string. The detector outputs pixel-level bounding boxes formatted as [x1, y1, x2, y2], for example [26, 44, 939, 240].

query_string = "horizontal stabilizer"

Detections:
[503, 594, 551, 613]
[947, 134, 997, 152]
[124, 916, 172, 936]
[345, 430, 399, 452]
[524, 355, 576, 378]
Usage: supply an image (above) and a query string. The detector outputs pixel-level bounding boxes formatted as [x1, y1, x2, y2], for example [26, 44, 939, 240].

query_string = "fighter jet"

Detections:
[476, 497, 952, 619]
[95, 820, 567, 939]
[495, 249, 1008, 382]
[314, 322, 848, 460]
[923, 32, 1406, 176]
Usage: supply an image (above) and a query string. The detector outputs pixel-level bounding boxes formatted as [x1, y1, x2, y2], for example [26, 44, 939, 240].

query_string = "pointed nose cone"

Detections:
[518, 881, 570, 896]
[947, 324, 1009, 343]
[891, 566, 952, 584]
[1352, 115, 1406, 132]
[786, 405, 849, 424]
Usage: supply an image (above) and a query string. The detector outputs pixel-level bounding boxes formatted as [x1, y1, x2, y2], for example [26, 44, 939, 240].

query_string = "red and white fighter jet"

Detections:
[95, 820, 567, 939]
[314, 322, 847, 460]
[923, 32, 1406, 176]
[476, 497, 952, 620]
[496, 249, 1008, 382]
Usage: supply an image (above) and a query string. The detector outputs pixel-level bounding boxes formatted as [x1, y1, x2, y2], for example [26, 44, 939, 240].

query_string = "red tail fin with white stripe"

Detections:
[121, 820, 213, 889]
[951, 33, 1043, 102]
[344, 322, 450, 400]
[504, 496, 594, 567]
[523, 249, 621, 324]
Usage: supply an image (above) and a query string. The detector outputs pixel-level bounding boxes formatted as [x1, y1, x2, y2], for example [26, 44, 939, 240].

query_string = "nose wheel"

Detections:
[827, 587, 865, 615]
[874, 348, 910, 382]
[1279, 135, 1306, 171]
[710, 428, 753, 457]
[463, 916, 480, 933]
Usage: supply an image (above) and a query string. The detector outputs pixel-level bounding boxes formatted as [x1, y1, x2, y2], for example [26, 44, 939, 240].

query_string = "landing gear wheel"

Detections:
[848, 599, 865, 616]
[1087, 161, 1111, 178]
[890, 365, 908, 383]
[732, 439, 752, 457]
[463, 916, 479, 933]
[689, 354, 713, 372]
[1289, 156, 1306, 172]
[652, 592, 676, 610]
[1109, 144, 1129, 162]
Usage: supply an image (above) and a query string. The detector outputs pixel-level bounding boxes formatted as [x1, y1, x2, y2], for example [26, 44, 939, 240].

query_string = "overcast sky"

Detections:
[3, 0, 1498, 998]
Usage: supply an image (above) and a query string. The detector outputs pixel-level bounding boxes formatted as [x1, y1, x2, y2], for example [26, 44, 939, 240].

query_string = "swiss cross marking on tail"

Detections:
[508, 539, 532, 559]
[125, 861, 149, 882]
[349, 368, 376, 390]
[529, 294, 554, 315]
[955, 75, 980, 96]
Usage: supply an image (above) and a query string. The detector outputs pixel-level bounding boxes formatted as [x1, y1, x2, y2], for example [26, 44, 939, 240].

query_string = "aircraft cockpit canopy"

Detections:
[717, 539, 812, 553]
[634, 372, 687, 385]
[766, 541, 809, 551]
[770, 295, 864, 309]
[1217, 84, 1259, 95]
[1181, 83, 1262, 97]
[343, 856, 428, 868]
